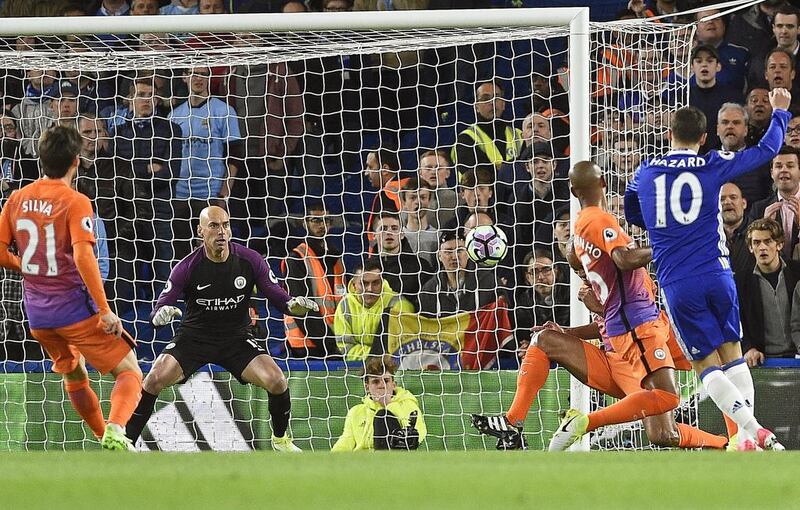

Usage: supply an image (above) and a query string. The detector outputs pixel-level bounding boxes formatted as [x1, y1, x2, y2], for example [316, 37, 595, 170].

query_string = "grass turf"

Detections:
[1, 451, 797, 509]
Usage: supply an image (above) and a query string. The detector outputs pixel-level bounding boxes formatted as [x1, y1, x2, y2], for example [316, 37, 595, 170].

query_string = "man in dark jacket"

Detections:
[735, 218, 800, 366]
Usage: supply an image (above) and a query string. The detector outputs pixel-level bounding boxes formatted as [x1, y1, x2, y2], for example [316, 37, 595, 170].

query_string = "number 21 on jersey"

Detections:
[16, 219, 58, 276]
[654, 172, 703, 227]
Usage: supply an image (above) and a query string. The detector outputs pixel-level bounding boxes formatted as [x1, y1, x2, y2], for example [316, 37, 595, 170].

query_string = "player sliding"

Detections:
[0, 125, 142, 451]
[625, 89, 792, 451]
[124, 206, 319, 452]
[473, 162, 726, 451]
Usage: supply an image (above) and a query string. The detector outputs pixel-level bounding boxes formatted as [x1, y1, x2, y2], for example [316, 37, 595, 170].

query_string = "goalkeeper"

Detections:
[125, 206, 319, 452]
[332, 355, 426, 451]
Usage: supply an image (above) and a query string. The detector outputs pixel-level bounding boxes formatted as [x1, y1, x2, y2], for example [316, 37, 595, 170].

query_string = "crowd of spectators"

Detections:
[1, 0, 800, 369]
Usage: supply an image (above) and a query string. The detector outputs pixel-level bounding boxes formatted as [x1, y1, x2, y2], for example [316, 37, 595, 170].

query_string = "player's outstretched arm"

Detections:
[717, 88, 792, 183]
[610, 245, 652, 271]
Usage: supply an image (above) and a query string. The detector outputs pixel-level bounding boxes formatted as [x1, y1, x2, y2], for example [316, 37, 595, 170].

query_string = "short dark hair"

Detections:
[361, 257, 383, 274]
[460, 164, 495, 187]
[775, 144, 800, 164]
[39, 125, 81, 178]
[128, 77, 155, 98]
[747, 217, 785, 246]
[374, 211, 401, 232]
[374, 147, 400, 172]
[400, 176, 433, 196]
[363, 354, 397, 379]
[766, 47, 796, 71]
[774, 4, 800, 24]
[670, 107, 707, 145]
[304, 199, 326, 214]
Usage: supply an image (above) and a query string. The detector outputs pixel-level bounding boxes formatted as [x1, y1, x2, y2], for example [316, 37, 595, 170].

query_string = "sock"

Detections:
[723, 358, 755, 410]
[723, 414, 739, 439]
[65, 378, 106, 439]
[505, 346, 550, 427]
[587, 389, 679, 432]
[125, 389, 157, 443]
[268, 388, 291, 438]
[700, 367, 761, 438]
[676, 423, 728, 449]
[108, 370, 142, 427]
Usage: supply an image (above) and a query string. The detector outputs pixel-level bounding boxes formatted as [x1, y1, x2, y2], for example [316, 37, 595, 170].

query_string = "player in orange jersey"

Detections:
[473, 161, 727, 451]
[0, 125, 142, 451]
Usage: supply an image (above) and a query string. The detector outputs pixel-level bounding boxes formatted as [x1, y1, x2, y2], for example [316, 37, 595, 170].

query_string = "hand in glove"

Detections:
[153, 305, 182, 326]
[287, 296, 319, 316]
[389, 411, 420, 450]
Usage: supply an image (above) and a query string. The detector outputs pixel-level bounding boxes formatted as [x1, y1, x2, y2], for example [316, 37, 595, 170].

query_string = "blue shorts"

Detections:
[660, 272, 741, 361]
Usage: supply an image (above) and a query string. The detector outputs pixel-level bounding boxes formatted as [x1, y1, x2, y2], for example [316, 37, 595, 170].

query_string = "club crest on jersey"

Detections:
[603, 228, 618, 241]
[653, 348, 666, 360]
[234, 276, 247, 289]
[268, 269, 279, 284]
[162, 280, 172, 294]
[81, 216, 93, 233]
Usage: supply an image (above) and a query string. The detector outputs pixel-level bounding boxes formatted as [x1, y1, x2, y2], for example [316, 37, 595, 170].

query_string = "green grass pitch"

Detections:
[1, 451, 798, 509]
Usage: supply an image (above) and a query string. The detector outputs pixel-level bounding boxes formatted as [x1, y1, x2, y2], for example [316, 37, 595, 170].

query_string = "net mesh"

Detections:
[0, 16, 695, 451]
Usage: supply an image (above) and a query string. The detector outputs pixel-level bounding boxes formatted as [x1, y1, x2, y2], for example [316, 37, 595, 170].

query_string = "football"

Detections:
[465, 225, 508, 267]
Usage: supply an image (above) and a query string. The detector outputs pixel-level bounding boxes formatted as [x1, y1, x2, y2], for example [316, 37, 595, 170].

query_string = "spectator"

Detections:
[169, 66, 242, 258]
[199, 0, 226, 13]
[370, 211, 433, 310]
[721, 182, 755, 278]
[364, 147, 407, 246]
[736, 218, 800, 366]
[332, 355, 426, 451]
[688, 45, 743, 153]
[514, 248, 570, 336]
[531, 67, 569, 115]
[508, 144, 568, 266]
[114, 78, 182, 293]
[0, 112, 38, 197]
[228, 60, 303, 221]
[717, 102, 773, 207]
[694, 8, 750, 92]
[748, 5, 800, 94]
[282, 1, 307, 12]
[399, 178, 439, 267]
[130, 0, 159, 15]
[727, 0, 785, 60]
[456, 165, 513, 233]
[161, 0, 199, 15]
[418, 229, 498, 317]
[74, 113, 136, 303]
[417, 149, 457, 229]
[95, 0, 130, 16]
[14, 75, 73, 157]
[605, 132, 642, 196]
[750, 146, 800, 260]
[745, 88, 772, 147]
[785, 112, 800, 149]
[282, 200, 345, 359]
[332, 258, 413, 361]
[536, 206, 571, 262]
[451, 80, 523, 173]
[762, 48, 800, 107]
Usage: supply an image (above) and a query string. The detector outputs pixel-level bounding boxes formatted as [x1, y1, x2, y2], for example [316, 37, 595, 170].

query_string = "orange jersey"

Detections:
[573, 206, 659, 336]
[0, 179, 98, 329]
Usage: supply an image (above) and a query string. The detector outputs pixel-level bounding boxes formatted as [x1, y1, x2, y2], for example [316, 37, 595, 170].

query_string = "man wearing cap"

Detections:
[16, 79, 80, 157]
[418, 229, 499, 317]
[689, 44, 743, 153]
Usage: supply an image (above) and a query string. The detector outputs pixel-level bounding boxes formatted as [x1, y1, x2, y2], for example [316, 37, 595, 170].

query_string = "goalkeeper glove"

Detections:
[153, 305, 182, 326]
[389, 411, 420, 451]
[287, 296, 319, 316]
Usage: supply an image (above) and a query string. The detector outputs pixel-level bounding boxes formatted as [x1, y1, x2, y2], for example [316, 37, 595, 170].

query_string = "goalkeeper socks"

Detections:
[676, 423, 727, 449]
[268, 388, 291, 438]
[125, 388, 157, 443]
[108, 370, 143, 427]
[506, 346, 551, 427]
[700, 367, 760, 438]
[587, 389, 679, 432]
[65, 378, 106, 439]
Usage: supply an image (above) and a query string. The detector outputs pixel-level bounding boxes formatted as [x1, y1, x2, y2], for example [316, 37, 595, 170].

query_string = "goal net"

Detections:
[0, 10, 694, 451]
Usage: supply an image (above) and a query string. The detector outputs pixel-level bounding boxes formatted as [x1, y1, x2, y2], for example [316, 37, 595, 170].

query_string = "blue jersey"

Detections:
[625, 109, 790, 286]
[169, 97, 241, 200]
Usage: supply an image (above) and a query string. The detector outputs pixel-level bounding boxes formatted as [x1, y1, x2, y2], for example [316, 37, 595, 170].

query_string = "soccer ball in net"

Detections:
[465, 225, 508, 267]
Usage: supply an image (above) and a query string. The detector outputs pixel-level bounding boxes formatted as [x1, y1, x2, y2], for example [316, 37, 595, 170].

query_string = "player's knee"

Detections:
[536, 331, 565, 360]
[265, 371, 288, 394]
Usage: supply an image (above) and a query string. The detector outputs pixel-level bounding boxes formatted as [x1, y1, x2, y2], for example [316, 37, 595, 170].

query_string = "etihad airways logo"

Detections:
[196, 294, 245, 310]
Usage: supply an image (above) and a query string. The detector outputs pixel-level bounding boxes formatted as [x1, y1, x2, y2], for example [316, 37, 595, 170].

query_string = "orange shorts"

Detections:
[31, 314, 135, 375]
[586, 313, 688, 396]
